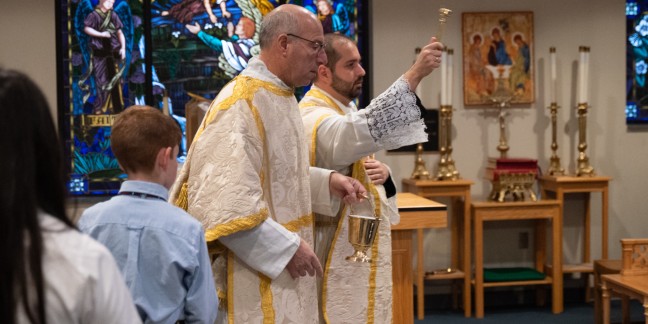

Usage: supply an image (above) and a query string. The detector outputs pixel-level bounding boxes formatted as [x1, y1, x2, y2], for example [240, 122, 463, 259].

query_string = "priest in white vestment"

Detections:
[170, 6, 366, 323]
[300, 33, 444, 323]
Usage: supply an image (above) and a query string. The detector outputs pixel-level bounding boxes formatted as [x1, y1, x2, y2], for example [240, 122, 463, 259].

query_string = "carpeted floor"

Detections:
[414, 299, 645, 323]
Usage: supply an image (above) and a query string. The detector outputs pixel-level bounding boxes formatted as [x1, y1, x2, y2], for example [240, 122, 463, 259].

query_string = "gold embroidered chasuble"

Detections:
[170, 59, 318, 323]
[299, 87, 399, 324]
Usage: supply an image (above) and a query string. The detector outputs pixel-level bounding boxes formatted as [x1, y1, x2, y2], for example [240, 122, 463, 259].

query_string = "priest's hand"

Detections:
[329, 172, 367, 205]
[286, 237, 323, 279]
[403, 36, 444, 91]
[364, 158, 390, 185]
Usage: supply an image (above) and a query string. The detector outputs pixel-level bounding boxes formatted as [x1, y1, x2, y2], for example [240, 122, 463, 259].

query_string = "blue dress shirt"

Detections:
[79, 181, 218, 324]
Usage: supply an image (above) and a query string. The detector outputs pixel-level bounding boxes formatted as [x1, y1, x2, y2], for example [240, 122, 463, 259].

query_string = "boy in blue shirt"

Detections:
[79, 105, 218, 323]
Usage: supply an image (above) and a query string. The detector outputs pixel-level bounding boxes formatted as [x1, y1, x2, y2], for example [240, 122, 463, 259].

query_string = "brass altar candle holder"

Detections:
[436, 104, 460, 180]
[547, 102, 565, 175]
[346, 198, 379, 263]
[576, 102, 595, 176]
[410, 143, 432, 180]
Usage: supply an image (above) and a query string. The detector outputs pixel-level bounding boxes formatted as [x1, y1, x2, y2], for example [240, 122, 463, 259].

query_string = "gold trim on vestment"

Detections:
[259, 274, 275, 323]
[218, 211, 312, 322]
[352, 162, 382, 324]
[282, 213, 314, 232]
[217, 288, 227, 310]
[227, 251, 234, 324]
[204, 208, 269, 243]
[321, 204, 348, 324]
[301, 88, 346, 115]
[308, 114, 332, 166]
[174, 182, 189, 210]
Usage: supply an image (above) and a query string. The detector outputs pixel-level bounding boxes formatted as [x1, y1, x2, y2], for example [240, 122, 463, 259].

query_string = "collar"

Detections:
[118, 180, 169, 202]
[241, 57, 292, 90]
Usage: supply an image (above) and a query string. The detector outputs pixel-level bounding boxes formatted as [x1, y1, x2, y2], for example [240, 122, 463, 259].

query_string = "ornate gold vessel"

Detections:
[346, 204, 380, 263]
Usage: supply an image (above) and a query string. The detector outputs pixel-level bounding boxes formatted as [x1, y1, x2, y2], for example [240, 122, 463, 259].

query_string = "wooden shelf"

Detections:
[424, 270, 466, 281]
[473, 278, 553, 288]
[545, 263, 593, 274]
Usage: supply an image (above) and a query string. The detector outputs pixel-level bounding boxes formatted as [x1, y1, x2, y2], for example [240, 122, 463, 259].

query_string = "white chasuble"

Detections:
[300, 86, 414, 324]
[171, 58, 319, 324]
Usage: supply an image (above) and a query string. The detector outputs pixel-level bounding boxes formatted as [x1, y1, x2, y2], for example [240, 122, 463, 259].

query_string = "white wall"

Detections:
[0, 0, 58, 125]
[2, 0, 646, 273]
[372, 0, 648, 270]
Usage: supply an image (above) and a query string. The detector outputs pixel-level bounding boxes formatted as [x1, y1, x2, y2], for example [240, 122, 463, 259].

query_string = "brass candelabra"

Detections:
[576, 102, 595, 176]
[547, 102, 565, 175]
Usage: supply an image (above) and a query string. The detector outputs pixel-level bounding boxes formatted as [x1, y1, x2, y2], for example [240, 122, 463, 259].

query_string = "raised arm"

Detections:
[402, 36, 444, 91]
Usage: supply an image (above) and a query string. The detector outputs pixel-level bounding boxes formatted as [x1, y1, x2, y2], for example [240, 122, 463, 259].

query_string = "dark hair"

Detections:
[514, 34, 524, 43]
[323, 33, 354, 72]
[110, 105, 181, 174]
[0, 69, 75, 323]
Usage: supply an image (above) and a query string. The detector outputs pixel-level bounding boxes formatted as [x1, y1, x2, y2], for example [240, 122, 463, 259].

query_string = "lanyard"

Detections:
[118, 191, 166, 202]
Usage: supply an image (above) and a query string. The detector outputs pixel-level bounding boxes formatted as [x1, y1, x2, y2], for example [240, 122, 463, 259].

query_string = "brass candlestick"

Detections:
[576, 102, 595, 176]
[436, 104, 460, 180]
[411, 143, 432, 180]
[410, 8, 452, 180]
[436, 104, 448, 179]
[547, 102, 565, 175]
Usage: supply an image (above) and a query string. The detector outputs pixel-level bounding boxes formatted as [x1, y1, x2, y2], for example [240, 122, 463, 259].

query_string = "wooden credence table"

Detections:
[471, 200, 563, 318]
[401, 179, 474, 318]
[392, 192, 447, 324]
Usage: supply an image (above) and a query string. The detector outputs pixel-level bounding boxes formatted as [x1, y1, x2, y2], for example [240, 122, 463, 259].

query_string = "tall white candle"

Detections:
[550, 47, 556, 103]
[440, 49, 448, 105]
[578, 46, 585, 103]
[414, 47, 422, 97]
[583, 47, 589, 103]
[447, 49, 453, 106]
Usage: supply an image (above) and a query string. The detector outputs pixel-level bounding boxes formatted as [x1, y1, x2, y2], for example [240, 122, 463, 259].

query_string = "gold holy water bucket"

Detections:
[346, 214, 380, 263]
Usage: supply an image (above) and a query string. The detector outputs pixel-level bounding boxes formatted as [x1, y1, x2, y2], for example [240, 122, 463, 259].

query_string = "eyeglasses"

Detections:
[287, 33, 326, 52]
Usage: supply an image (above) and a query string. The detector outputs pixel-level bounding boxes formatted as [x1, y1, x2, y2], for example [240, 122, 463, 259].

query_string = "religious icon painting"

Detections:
[626, 0, 648, 124]
[462, 12, 535, 106]
[57, 0, 369, 195]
